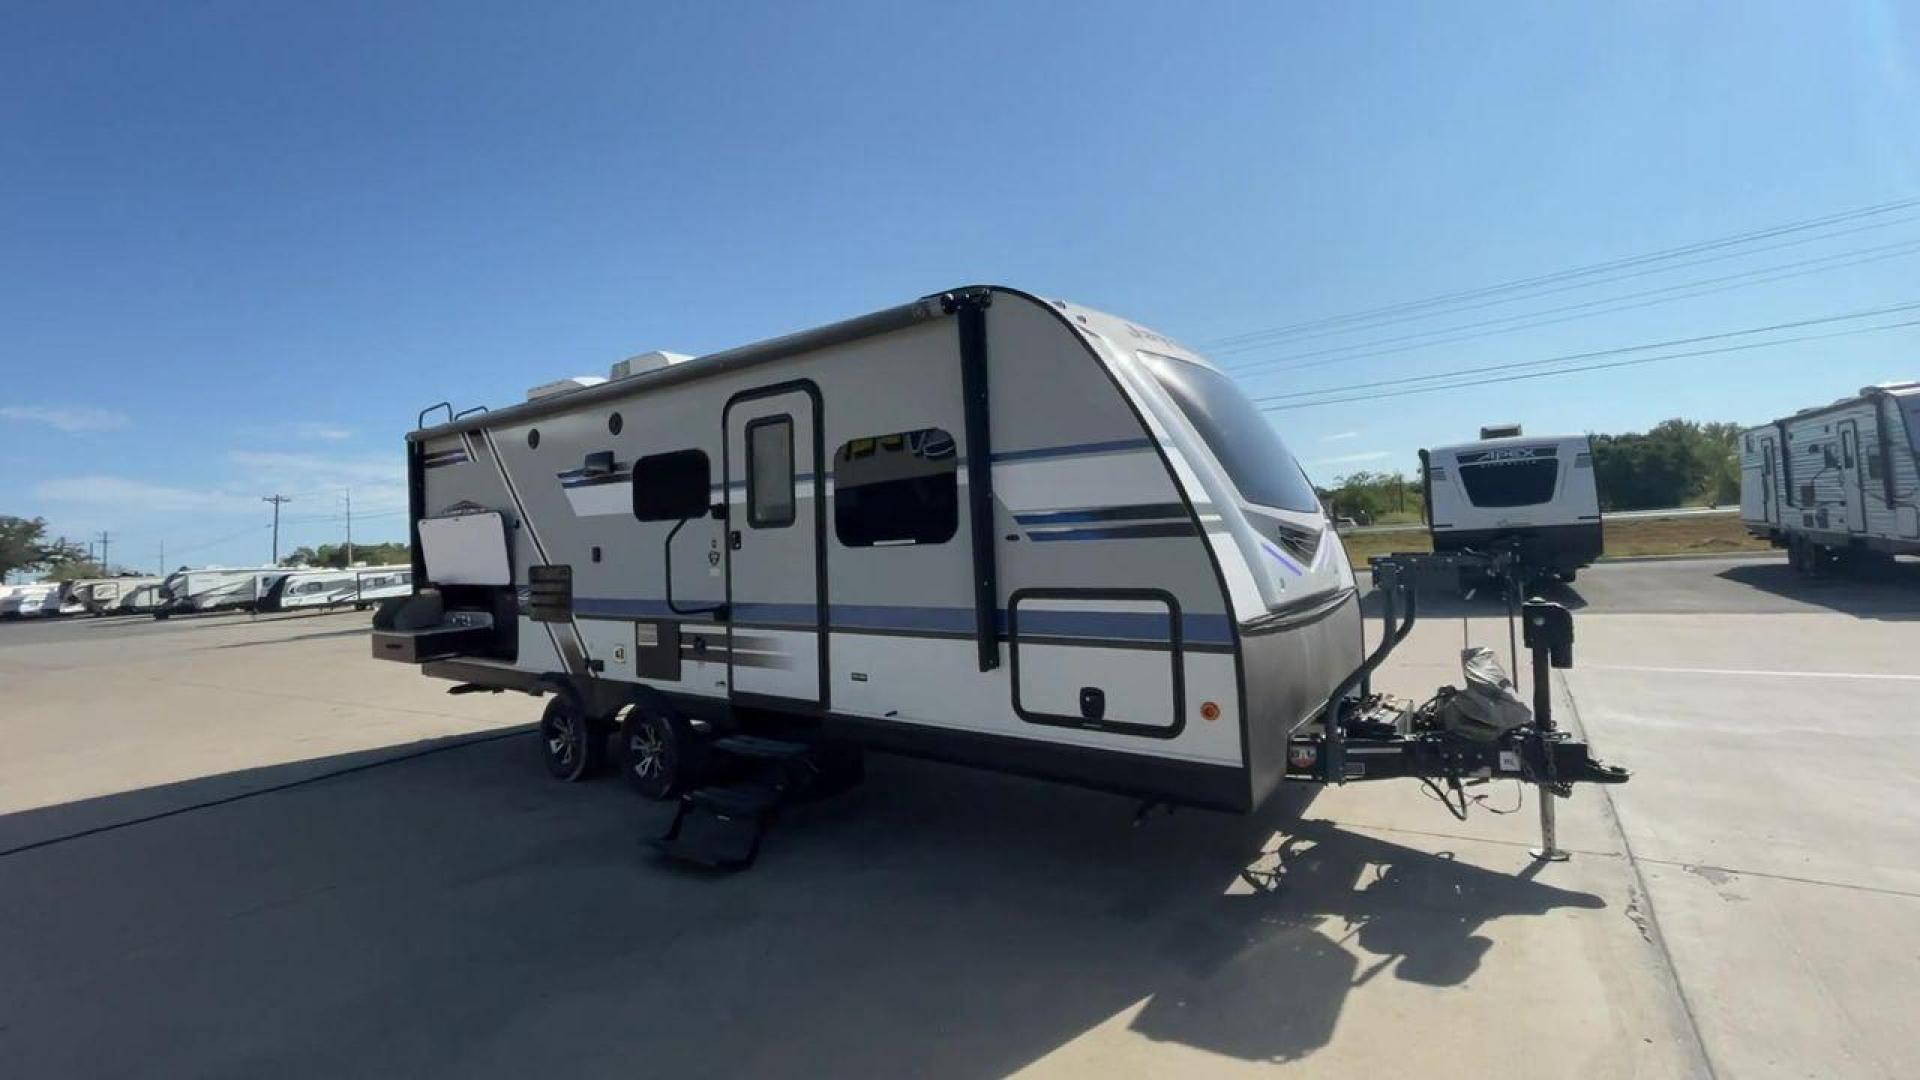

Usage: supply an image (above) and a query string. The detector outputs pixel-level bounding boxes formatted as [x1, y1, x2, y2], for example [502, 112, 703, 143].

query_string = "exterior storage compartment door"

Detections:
[1009, 589, 1183, 739]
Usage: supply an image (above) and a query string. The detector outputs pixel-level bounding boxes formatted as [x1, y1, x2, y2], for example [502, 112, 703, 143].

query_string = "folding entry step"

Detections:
[652, 735, 863, 870]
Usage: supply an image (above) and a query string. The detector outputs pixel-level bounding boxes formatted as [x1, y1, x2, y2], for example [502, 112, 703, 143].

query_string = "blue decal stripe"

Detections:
[1027, 522, 1198, 543]
[1014, 502, 1188, 525]
[1260, 540, 1305, 577]
[983, 438, 1154, 465]
[554, 439, 1153, 489]
[572, 597, 1232, 646]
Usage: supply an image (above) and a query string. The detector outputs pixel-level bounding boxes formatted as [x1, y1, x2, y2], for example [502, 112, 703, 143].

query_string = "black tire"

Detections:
[619, 709, 703, 800]
[539, 695, 601, 782]
[1555, 568, 1578, 583]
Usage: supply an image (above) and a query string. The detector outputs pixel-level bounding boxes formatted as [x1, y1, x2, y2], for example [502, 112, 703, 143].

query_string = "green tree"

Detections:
[1590, 418, 1743, 510]
[1318, 470, 1424, 524]
[46, 560, 108, 582]
[281, 542, 410, 569]
[0, 516, 47, 582]
[0, 516, 90, 582]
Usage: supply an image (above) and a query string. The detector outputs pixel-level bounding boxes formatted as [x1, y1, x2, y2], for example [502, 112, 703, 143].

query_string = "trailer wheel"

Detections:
[619, 709, 703, 800]
[539, 695, 601, 782]
[1788, 536, 1810, 575]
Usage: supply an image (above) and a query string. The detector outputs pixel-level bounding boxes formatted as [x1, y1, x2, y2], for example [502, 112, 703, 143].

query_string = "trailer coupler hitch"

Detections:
[1300, 577, 1630, 863]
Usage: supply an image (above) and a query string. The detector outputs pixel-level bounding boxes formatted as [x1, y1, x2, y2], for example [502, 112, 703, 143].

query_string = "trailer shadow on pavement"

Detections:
[0, 730, 1607, 1076]
[1715, 558, 1920, 620]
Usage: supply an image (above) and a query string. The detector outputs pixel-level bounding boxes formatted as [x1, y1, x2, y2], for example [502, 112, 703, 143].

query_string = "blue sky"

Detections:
[3, 1, 1917, 574]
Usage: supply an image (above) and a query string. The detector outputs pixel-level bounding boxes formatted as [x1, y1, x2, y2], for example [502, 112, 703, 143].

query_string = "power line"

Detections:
[1212, 212, 1920, 360]
[1253, 300, 1920, 405]
[1225, 237, 1920, 376]
[1217, 210, 1920, 358]
[168, 523, 270, 557]
[1262, 315, 1920, 412]
[1203, 196, 1920, 350]
[277, 504, 406, 526]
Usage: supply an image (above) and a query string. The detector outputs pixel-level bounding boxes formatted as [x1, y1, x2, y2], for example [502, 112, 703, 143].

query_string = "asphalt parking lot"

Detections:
[1, 554, 1915, 1078]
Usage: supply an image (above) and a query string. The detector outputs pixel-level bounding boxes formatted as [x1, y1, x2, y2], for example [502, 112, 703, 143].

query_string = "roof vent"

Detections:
[1479, 423, 1523, 439]
[525, 376, 606, 402]
[610, 351, 695, 380]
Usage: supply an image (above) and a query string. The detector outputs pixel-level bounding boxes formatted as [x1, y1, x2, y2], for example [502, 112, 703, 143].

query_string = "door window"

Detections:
[746, 416, 795, 528]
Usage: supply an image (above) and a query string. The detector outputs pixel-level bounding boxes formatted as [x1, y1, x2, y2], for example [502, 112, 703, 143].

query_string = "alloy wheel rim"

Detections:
[631, 724, 668, 780]
[547, 712, 578, 766]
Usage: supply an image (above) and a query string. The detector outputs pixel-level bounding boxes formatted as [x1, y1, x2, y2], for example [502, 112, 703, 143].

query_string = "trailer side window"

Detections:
[632, 449, 712, 521]
[834, 428, 958, 547]
[1902, 397, 1920, 456]
[746, 417, 796, 529]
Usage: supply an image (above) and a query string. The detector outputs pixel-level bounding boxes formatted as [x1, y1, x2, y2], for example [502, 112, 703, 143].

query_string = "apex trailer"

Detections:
[1741, 382, 1920, 572]
[1421, 428, 1602, 587]
[375, 287, 1625, 866]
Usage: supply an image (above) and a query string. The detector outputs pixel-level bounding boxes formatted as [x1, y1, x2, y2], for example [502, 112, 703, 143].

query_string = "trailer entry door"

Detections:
[1760, 438, 1777, 524]
[1840, 421, 1867, 533]
[723, 384, 825, 708]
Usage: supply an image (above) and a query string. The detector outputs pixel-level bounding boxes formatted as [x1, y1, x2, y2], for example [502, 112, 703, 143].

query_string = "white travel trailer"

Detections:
[113, 581, 167, 615]
[1740, 382, 1920, 571]
[4, 583, 61, 618]
[153, 567, 290, 618]
[260, 565, 413, 612]
[1421, 428, 1603, 584]
[375, 287, 1624, 865]
[65, 577, 164, 616]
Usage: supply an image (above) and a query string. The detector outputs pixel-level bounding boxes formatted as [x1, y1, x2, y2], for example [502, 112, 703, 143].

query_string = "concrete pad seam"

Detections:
[1598, 551, 1779, 564]
[139, 673, 517, 724]
[1630, 858, 1920, 902]
[1559, 670, 1720, 1080]
[0, 725, 534, 860]
[1332, 819, 1620, 859]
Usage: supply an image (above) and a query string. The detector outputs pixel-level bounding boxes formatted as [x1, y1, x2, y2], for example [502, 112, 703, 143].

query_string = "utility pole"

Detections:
[98, 531, 110, 573]
[158, 541, 165, 576]
[262, 495, 292, 565]
[344, 489, 354, 567]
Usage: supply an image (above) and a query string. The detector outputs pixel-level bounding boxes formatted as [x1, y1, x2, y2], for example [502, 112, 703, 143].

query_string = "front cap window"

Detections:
[1140, 351, 1321, 513]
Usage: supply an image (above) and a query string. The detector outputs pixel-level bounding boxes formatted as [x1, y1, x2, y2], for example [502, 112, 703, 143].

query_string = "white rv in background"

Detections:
[68, 577, 165, 616]
[1421, 426, 1603, 584]
[1740, 382, 1920, 572]
[259, 566, 413, 612]
[113, 581, 167, 615]
[3, 583, 62, 618]
[153, 567, 290, 618]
